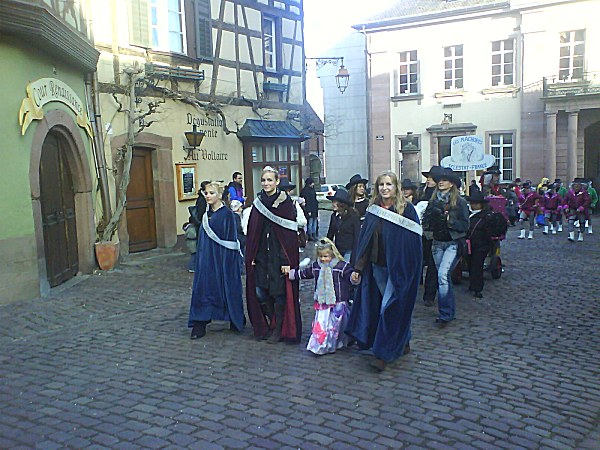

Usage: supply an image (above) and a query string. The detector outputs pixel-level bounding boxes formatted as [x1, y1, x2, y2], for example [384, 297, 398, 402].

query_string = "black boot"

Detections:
[190, 321, 207, 339]
[259, 302, 274, 340]
[267, 304, 285, 344]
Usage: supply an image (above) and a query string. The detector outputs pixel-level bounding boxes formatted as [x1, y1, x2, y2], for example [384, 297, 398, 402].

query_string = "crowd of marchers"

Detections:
[180, 167, 597, 373]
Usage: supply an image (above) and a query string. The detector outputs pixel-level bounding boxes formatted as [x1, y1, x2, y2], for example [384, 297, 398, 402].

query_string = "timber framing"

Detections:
[0, 0, 99, 72]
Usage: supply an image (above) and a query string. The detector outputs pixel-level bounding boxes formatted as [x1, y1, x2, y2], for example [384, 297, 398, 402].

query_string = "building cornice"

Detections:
[0, 1, 99, 72]
[353, 2, 510, 32]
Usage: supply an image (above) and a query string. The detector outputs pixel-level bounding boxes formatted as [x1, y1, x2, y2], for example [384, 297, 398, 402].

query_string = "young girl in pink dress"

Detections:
[285, 238, 358, 355]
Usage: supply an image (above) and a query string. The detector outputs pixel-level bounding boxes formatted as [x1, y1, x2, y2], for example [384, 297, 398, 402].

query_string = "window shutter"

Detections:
[129, 0, 151, 48]
[195, 0, 213, 60]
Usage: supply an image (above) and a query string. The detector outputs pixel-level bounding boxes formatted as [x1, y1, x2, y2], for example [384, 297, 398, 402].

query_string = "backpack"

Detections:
[485, 211, 508, 238]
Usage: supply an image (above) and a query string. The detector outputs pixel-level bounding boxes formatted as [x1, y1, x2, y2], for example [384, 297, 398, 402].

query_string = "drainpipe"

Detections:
[85, 72, 112, 229]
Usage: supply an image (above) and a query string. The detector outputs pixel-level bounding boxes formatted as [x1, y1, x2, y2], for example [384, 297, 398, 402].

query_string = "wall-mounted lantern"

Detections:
[183, 124, 205, 158]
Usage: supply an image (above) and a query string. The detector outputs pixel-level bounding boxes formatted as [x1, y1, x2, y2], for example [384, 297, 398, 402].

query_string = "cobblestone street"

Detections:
[1, 223, 599, 449]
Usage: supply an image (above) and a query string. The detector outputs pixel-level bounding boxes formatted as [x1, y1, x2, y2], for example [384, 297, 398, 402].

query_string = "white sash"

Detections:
[253, 197, 298, 231]
[202, 212, 242, 252]
[367, 204, 423, 236]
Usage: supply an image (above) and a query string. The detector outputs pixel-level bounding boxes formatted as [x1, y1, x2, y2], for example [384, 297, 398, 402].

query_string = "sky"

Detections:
[303, 0, 399, 116]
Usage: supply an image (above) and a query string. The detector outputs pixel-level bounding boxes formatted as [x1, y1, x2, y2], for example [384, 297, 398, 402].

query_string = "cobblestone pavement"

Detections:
[1, 220, 599, 449]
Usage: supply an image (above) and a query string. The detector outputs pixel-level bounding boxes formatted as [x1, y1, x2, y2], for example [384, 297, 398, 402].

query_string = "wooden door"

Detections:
[126, 148, 157, 253]
[40, 132, 79, 287]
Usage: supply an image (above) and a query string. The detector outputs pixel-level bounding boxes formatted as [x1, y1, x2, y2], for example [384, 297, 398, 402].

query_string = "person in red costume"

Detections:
[563, 178, 591, 242]
[245, 167, 301, 344]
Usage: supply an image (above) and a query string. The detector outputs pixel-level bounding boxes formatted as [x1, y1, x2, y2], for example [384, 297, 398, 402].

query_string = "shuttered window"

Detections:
[194, 0, 213, 60]
[129, 0, 151, 48]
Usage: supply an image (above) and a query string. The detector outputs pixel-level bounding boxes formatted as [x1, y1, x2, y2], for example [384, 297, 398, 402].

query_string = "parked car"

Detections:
[316, 184, 347, 203]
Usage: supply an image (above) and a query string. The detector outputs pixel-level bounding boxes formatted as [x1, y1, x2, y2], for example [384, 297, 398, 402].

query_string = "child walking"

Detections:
[183, 219, 198, 273]
[285, 238, 358, 355]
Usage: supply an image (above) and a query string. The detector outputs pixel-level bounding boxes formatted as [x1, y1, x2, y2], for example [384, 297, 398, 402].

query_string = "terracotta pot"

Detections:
[95, 242, 120, 270]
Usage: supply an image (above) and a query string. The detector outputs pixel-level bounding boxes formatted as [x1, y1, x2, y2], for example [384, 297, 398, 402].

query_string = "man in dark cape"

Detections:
[245, 192, 301, 343]
[188, 206, 245, 332]
[346, 204, 422, 362]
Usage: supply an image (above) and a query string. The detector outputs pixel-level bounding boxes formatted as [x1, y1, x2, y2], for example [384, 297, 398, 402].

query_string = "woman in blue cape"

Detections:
[188, 182, 245, 339]
[346, 171, 422, 372]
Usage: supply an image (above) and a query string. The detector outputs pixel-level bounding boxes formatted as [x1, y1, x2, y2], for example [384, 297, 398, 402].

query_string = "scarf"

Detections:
[315, 258, 339, 305]
[436, 190, 450, 204]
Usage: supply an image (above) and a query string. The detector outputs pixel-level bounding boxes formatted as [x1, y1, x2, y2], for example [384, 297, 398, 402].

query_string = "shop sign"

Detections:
[19, 78, 92, 137]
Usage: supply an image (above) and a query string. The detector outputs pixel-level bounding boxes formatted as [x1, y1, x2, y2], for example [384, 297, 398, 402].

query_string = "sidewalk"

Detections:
[0, 223, 599, 448]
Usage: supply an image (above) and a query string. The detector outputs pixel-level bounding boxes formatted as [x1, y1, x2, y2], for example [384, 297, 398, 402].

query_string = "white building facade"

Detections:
[353, 0, 600, 186]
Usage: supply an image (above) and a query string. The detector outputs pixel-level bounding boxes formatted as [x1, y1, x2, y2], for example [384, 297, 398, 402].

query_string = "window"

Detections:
[490, 133, 514, 181]
[262, 16, 277, 70]
[491, 39, 514, 86]
[150, 0, 185, 53]
[559, 30, 585, 81]
[248, 142, 300, 198]
[394, 51, 419, 95]
[444, 44, 463, 90]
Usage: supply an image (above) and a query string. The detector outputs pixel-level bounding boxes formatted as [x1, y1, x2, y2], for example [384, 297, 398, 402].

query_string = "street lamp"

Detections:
[306, 56, 350, 94]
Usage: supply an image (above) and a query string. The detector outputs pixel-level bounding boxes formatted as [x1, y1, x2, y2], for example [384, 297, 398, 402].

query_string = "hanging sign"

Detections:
[19, 78, 93, 137]
[440, 135, 495, 171]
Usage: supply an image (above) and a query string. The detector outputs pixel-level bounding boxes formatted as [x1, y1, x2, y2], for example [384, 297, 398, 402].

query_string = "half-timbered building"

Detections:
[93, 0, 309, 254]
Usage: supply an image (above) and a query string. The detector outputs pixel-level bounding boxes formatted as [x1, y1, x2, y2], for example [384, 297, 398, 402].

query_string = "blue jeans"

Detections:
[372, 265, 394, 313]
[256, 286, 286, 306]
[372, 264, 412, 343]
[188, 253, 196, 272]
[432, 241, 459, 322]
[307, 217, 318, 240]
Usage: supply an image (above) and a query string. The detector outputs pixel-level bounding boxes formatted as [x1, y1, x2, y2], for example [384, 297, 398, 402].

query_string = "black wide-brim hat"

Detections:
[401, 179, 418, 190]
[432, 168, 462, 189]
[327, 189, 353, 206]
[422, 165, 444, 178]
[279, 178, 296, 191]
[346, 174, 368, 190]
[465, 191, 489, 203]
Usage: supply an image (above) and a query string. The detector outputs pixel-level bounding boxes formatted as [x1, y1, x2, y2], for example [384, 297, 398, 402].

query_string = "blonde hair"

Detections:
[369, 171, 406, 215]
[204, 181, 225, 196]
[261, 166, 279, 179]
[316, 237, 344, 261]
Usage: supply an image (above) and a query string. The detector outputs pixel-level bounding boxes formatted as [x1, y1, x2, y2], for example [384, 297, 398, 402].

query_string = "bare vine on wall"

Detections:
[101, 65, 163, 242]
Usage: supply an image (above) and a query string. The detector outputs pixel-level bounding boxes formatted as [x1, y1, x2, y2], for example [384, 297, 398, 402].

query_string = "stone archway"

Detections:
[29, 110, 95, 296]
[584, 120, 600, 188]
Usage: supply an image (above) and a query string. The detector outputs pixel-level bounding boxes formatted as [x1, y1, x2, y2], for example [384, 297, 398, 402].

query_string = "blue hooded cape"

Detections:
[346, 202, 422, 362]
[188, 205, 245, 330]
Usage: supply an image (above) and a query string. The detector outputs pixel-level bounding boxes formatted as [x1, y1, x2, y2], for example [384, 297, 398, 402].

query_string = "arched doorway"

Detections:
[39, 131, 79, 286]
[584, 121, 600, 188]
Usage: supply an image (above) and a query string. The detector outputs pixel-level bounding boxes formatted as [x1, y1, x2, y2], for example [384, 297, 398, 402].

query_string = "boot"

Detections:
[585, 220, 590, 228]
[190, 321, 207, 339]
[528, 231, 533, 240]
[267, 304, 285, 344]
[260, 302, 273, 326]
[543, 226, 549, 235]
[578, 232, 584, 242]
[568, 231, 575, 242]
[259, 302, 274, 340]
[558, 224, 563, 232]
[518, 229, 526, 239]
[550, 224, 554, 232]
[552, 225, 557, 235]
[588, 225, 593, 234]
